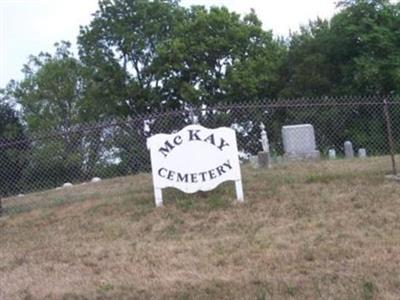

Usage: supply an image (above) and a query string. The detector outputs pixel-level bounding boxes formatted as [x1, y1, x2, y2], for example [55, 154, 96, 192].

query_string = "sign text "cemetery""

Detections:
[158, 160, 233, 183]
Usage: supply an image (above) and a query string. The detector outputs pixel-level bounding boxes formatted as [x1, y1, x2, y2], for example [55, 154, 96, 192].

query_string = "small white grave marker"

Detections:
[328, 149, 336, 160]
[147, 124, 244, 207]
[358, 148, 367, 159]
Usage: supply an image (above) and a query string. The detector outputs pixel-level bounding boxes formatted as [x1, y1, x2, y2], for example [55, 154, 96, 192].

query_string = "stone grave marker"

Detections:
[282, 124, 320, 161]
[344, 141, 354, 159]
[358, 148, 367, 159]
[258, 123, 270, 168]
[328, 149, 336, 160]
[250, 156, 260, 169]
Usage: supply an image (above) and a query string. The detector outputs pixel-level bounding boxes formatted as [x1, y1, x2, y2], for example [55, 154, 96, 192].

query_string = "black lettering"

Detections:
[216, 166, 226, 176]
[199, 171, 208, 182]
[191, 173, 198, 183]
[204, 134, 216, 146]
[159, 141, 175, 157]
[189, 129, 201, 141]
[208, 169, 217, 180]
[174, 135, 183, 145]
[167, 170, 175, 181]
[218, 138, 230, 151]
[158, 168, 168, 178]
[177, 173, 189, 183]
[223, 160, 233, 170]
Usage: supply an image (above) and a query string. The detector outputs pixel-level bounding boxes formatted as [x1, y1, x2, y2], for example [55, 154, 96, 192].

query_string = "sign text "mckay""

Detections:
[159, 129, 230, 157]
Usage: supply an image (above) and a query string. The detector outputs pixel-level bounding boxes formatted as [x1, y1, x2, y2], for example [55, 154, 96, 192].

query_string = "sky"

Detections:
[0, 0, 338, 88]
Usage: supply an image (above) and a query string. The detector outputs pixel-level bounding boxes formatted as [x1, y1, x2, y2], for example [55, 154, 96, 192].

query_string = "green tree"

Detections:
[280, 18, 337, 97]
[0, 91, 28, 198]
[78, 1, 285, 113]
[282, 0, 400, 97]
[331, 0, 400, 95]
[78, 0, 186, 175]
[13, 42, 104, 183]
[16, 41, 87, 130]
[157, 7, 286, 106]
[78, 0, 185, 117]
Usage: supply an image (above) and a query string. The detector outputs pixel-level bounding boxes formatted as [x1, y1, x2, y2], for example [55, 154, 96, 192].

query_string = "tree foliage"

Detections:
[78, 0, 185, 116]
[78, 0, 285, 116]
[10, 42, 107, 185]
[282, 0, 400, 97]
[0, 94, 28, 196]
[15, 41, 87, 131]
[156, 6, 285, 106]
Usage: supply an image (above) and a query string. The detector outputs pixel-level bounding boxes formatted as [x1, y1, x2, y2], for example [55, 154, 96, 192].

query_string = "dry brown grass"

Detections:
[1, 157, 400, 300]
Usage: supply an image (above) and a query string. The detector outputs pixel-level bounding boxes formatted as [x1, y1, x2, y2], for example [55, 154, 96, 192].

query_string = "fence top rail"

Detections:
[214, 101, 388, 109]
[1, 96, 400, 149]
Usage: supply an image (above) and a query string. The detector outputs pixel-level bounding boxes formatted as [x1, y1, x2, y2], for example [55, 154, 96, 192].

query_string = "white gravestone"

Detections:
[344, 141, 354, 159]
[147, 124, 244, 207]
[328, 149, 336, 160]
[282, 124, 320, 161]
[260, 123, 270, 153]
[258, 123, 270, 168]
[358, 148, 367, 159]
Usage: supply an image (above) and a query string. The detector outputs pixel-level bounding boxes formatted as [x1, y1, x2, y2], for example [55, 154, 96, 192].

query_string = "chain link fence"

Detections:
[1, 96, 399, 215]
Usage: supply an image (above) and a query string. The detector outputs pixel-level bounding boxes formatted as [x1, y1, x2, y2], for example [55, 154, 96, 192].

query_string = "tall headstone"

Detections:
[358, 148, 367, 159]
[344, 141, 354, 159]
[260, 123, 270, 153]
[282, 124, 320, 161]
[258, 123, 270, 168]
[328, 149, 336, 160]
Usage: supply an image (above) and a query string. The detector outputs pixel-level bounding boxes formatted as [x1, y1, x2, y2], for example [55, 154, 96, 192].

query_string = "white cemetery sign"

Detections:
[147, 124, 244, 207]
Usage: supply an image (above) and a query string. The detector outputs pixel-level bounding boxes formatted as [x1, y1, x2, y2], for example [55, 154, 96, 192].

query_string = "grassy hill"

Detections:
[1, 158, 400, 300]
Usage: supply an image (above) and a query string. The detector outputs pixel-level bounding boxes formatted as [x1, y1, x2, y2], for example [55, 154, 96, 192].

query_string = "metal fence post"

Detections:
[383, 97, 397, 176]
